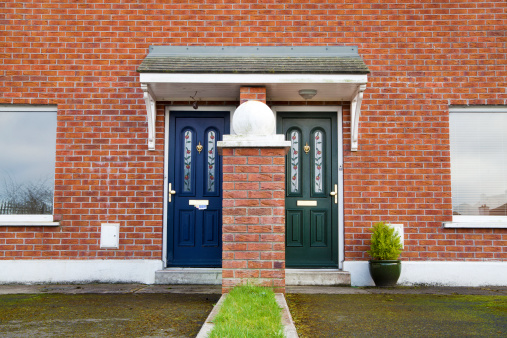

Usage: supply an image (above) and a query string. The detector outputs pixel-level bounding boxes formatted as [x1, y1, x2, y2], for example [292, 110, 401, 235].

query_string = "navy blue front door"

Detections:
[167, 111, 229, 267]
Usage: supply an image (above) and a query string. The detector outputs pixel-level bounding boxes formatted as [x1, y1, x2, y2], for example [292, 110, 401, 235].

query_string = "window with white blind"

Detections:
[447, 107, 507, 228]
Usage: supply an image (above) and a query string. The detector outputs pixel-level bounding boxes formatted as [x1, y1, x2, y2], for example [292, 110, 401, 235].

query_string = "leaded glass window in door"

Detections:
[183, 130, 193, 192]
[289, 129, 301, 194]
[313, 130, 325, 194]
[207, 130, 216, 192]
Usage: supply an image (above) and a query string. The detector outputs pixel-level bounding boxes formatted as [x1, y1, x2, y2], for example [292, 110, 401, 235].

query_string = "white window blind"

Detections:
[450, 109, 507, 218]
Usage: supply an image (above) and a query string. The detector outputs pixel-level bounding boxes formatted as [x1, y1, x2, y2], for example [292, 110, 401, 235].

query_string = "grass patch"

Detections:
[209, 285, 285, 338]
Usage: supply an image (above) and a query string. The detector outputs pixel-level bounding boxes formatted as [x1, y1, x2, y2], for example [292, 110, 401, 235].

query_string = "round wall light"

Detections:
[298, 89, 317, 100]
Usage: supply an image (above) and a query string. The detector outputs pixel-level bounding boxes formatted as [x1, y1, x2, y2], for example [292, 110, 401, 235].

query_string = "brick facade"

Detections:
[1, 1, 505, 267]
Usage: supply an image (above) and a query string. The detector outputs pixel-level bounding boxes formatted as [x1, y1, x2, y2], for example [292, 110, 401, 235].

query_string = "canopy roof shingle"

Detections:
[137, 46, 370, 74]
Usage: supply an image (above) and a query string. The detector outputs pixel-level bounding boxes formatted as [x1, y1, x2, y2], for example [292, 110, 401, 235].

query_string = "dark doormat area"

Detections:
[286, 294, 506, 338]
[0, 293, 220, 337]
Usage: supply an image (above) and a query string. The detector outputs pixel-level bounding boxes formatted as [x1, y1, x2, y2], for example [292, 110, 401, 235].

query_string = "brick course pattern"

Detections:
[221, 147, 286, 294]
[240, 86, 267, 104]
[0, 1, 505, 262]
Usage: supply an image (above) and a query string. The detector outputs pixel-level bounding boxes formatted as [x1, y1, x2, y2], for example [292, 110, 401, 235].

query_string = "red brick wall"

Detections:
[1, 1, 505, 262]
[221, 147, 286, 293]
[240, 87, 267, 104]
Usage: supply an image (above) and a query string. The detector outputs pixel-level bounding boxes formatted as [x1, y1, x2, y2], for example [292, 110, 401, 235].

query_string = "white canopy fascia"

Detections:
[140, 73, 367, 85]
[140, 73, 367, 151]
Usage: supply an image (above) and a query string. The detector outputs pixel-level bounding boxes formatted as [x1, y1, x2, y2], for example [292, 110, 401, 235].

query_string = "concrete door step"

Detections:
[155, 268, 222, 285]
[286, 269, 351, 286]
[155, 268, 350, 286]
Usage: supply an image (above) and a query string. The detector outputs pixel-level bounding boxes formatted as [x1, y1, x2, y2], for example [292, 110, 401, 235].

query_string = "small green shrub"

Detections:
[367, 222, 403, 260]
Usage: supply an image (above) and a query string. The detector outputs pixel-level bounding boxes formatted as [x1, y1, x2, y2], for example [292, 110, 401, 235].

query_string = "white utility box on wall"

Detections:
[100, 223, 120, 249]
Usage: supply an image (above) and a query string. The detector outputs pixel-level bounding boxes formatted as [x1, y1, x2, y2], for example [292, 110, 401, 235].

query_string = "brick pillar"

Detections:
[221, 147, 286, 293]
[240, 86, 266, 104]
[218, 87, 290, 294]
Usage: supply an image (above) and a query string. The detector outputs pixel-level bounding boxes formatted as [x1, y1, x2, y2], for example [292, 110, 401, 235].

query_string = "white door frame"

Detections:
[162, 105, 236, 267]
[271, 106, 345, 270]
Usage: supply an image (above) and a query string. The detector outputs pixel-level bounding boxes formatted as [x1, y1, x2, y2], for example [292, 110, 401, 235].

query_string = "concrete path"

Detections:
[1, 283, 506, 296]
[0, 283, 222, 295]
[287, 285, 507, 296]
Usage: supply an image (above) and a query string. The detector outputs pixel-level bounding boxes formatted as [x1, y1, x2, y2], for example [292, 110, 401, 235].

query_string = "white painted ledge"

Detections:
[443, 222, 507, 229]
[0, 213, 59, 226]
[0, 222, 60, 227]
[0, 260, 163, 284]
[217, 134, 291, 150]
[344, 261, 507, 287]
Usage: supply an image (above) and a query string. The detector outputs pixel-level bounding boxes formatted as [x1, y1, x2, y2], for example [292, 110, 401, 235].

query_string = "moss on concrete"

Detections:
[0, 293, 220, 337]
[286, 294, 506, 337]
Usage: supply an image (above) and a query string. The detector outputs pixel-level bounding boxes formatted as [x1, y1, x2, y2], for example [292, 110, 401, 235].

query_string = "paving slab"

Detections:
[0, 283, 223, 295]
[287, 285, 507, 296]
[0, 285, 46, 295]
[287, 286, 368, 294]
[361, 285, 507, 296]
[40, 283, 145, 294]
[136, 284, 222, 294]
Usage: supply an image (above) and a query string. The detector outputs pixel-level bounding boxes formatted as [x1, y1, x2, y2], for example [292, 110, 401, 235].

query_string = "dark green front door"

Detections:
[277, 112, 338, 268]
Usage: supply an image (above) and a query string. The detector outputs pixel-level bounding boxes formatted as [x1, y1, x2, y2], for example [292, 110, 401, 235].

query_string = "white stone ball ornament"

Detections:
[232, 100, 275, 136]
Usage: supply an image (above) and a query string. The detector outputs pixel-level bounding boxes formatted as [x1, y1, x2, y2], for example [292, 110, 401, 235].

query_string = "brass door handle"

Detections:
[329, 184, 338, 204]
[168, 183, 176, 203]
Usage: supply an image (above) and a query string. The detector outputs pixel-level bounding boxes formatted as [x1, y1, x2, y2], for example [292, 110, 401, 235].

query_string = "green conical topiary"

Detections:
[367, 222, 403, 260]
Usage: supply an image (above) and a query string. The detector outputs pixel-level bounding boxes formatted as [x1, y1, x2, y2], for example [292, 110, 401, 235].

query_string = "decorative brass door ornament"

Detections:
[304, 142, 310, 154]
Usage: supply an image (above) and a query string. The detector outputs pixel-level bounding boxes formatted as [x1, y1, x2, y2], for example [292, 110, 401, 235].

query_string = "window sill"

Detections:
[443, 222, 507, 229]
[0, 221, 60, 227]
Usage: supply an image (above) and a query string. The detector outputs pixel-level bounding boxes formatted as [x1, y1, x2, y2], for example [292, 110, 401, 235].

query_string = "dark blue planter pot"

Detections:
[369, 260, 401, 287]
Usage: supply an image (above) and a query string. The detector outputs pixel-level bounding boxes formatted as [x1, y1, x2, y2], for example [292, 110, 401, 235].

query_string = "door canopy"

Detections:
[137, 46, 369, 151]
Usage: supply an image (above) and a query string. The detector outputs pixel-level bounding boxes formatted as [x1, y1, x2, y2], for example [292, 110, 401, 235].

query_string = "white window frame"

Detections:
[444, 106, 507, 229]
[0, 105, 59, 226]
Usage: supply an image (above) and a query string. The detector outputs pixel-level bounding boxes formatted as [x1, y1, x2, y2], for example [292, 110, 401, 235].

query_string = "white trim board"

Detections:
[344, 261, 507, 287]
[449, 106, 507, 113]
[140, 73, 368, 85]
[0, 260, 163, 284]
[0, 105, 57, 112]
